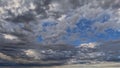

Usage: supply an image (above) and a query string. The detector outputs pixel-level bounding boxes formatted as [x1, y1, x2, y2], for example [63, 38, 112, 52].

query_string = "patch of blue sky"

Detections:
[66, 27, 80, 33]
[76, 18, 93, 31]
[105, 29, 120, 40]
[42, 22, 57, 27]
[65, 13, 111, 45]
[94, 29, 120, 41]
[60, 34, 81, 46]
[41, 21, 57, 32]
[66, 13, 110, 33]
[95, 33, 108, 41]
[66, 18, 93, 34]
[36, 36, 43, 43]
[69, 39, 82, 46]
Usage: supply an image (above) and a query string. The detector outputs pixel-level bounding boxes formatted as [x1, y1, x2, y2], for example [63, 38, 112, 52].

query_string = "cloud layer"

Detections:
[0, 0, 120, 65]
[0, 0, 120, 45]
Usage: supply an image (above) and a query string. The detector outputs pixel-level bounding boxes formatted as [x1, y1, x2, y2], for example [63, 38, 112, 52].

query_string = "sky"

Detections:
[35, 0, 120, 46]
[0, 0, 120, 46]
[1, 0, 120, 65]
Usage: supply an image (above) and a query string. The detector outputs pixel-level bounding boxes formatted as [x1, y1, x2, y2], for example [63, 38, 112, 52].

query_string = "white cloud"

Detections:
[79, 42, 98, 48]
[3, 34, 18, 40]
[24, 49, 40, 59]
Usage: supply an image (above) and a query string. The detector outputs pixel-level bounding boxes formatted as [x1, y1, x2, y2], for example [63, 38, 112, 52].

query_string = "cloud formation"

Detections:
[0, 0, 120, 47]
